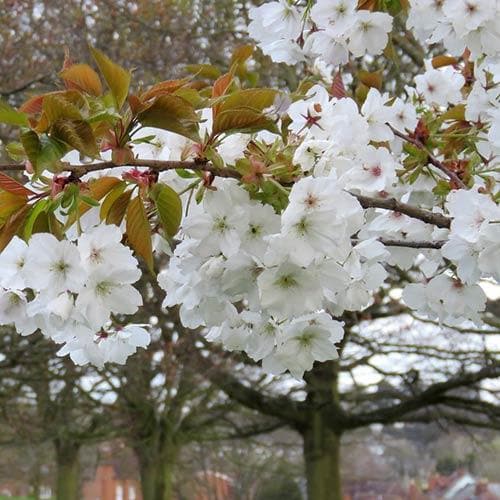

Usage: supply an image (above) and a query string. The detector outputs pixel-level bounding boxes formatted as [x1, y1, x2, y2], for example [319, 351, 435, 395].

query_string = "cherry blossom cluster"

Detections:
[0, 225, 150, 367]
[249, 0, 500, 69]
[159, 177, 389, 378]
[408, 0, 500, 64]
[147, 55, 499, 376]
[248, 0, 393, 65]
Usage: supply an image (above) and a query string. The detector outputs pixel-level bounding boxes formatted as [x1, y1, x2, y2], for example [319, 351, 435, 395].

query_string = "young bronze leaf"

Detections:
[185, 64, 221, 80]
[60, 63, 103, 96]
[90, 47, 131, 109]
[0, 191, 28, 224]
[212, 73, 233, 99]
[441, 104, 466, 122]
[141, 78, 191, 102]
[150, 183, 182, 238]
[0, 172, 36, 196]
[20, 130, 42, 171]
[19, 94, 45, 115]
[100, 181, 127, 221]
[214, 109, 271, 136]
[35, 94, 83, 133]
[106, 188, 133, 226]
[432, 55, 458, 69]
[68, 176, 122, 225]
[0, 98, 29, 126]
[230, 45, 254, 65]
[51, 119, 99, 158]
[0, 204, 29, 251]
[126, 195, 154, 271]
[212, 88, 278, 135]
[358, 70, 382, 90]
[138, 95, 200, 142]
[212, 73, 233, 119]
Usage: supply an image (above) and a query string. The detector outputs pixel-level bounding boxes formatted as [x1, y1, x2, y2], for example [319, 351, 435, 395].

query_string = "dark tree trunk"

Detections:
[155, 440, 179, 500]
[302, 361, 343, 500]
[303, 415, 342, 500]
[54, 439, 80, 500]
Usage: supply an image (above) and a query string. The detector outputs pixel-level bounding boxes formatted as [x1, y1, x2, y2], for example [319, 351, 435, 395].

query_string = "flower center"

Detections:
[248, 224, 261, 238]
[297, 330, 315, 347]
[90, 247, 103, 264]
[276, 273, 298, 289]
[294, 216, 310, 236]
[305, 193, 319, 208]
[52, 260, 69, 275]
[95, 281, 113, 296]
[214, 216, 229, 233]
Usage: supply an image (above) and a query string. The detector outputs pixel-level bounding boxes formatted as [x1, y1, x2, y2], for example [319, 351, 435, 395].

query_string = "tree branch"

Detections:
[389, 124, 467, 189]
[0, 159, 453, 228]
[353, 193, 451, 228]
[0, 159, 241, 179]
[193, 348, 305, 428]
[346, 363, 500, 429]
[0, 74, 51, 98]
[353, 237, 446, 249]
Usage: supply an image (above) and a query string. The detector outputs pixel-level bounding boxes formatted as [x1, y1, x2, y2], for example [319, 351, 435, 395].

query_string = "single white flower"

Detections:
[0, 236, 28, 290]
[76, 267, 142, 329]
[23, 233, 86, 294]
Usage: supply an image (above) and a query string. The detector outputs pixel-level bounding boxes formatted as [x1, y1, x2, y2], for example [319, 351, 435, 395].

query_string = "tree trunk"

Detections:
[155, 444, 179, 500]
[54, 439, 80, 500]
[137, 452, 159, 500]
[302, 361, 343, 500]
[303, 414, 342, 500]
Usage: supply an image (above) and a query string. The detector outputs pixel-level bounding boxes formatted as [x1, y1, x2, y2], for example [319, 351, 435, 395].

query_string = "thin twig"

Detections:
[354, 193, 451, 228]
[389, 124, 467, 189]
[352, 238, 445, 249]
[378, 238, 445, 249]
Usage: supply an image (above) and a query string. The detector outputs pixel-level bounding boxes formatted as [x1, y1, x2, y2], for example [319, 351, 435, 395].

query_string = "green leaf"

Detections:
[175, 169, 198, 179]
[80, 195, 100, 207]
[19, 130, 66, 175]
[51, 119, 99, 158]
[36, 136, 68, 173]
[20, 130, 41, 167]
[5, 142, 26, 162]
[23, 199, 51, 239]
[433, 180, 452, 197]
[126, 196, 154, 271]
[150, 183, 182, 238]
[90, 47, 131, 109]
[138, 95, 200, 142]
[0, 98, 29, 126]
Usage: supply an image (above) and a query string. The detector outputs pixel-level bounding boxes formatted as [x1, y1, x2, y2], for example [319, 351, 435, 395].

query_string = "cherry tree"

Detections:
[0, 0, 499, 498]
